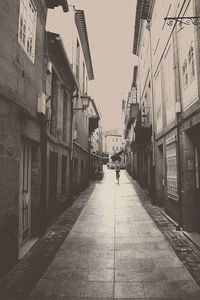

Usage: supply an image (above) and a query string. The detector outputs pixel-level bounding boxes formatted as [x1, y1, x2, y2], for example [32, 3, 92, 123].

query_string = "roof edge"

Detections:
[47, 31, 79, 91]
[75, 10, 94, 80]
[133, 0, 151, 55]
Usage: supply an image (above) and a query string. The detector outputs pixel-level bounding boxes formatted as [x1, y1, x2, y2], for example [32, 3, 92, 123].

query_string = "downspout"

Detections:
[173, 18, 184, 231]
[147, 10, 156, 201]
[70, 94, 74, 201]
[39, 30, 49, 232]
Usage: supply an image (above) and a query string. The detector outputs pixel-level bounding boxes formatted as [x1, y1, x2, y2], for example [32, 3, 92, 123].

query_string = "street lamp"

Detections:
[73, 95, 91, 111]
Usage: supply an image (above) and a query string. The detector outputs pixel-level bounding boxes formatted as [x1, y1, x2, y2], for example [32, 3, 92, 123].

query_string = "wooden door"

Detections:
[19, 141, 32, 247]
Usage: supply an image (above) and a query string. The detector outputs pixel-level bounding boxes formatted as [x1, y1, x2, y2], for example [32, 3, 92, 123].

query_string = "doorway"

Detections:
[19, 140, 32, 254]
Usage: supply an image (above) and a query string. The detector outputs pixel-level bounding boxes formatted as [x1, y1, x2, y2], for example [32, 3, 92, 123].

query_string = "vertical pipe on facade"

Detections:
[40, 30, 49, 231]
[173, 27, 183, 230]
[70, 93, 74, 199]
[176, 114, 183, 230]
[147, 19, 155, 168]
[174, 0, 193, 230]
[147, 1, 156, 200]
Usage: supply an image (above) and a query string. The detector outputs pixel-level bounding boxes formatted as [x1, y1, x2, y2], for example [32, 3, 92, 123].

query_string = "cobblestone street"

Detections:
[1, 169, 200, 299]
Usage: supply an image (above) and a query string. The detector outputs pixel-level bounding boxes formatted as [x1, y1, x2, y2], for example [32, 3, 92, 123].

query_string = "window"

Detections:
[188, 44, 195, 80]
[86, 76, 88, 94]
[166, 138, 178, 201]
[182, 60, 188, 87]
[18, 0, 37, 62]
[164, 44, 176, 125]
[76, 39, 80, 81]
[82, 62, 85, 94]
[61, 155, 67, 194]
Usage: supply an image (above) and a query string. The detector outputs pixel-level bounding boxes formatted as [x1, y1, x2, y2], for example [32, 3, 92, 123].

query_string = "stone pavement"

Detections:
[0, 184, 96, 300]
[27, 170, 200, 299]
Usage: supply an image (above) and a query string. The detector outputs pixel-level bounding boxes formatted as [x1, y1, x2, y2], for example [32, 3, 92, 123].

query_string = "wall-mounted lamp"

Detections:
[73, 95, 90, 111]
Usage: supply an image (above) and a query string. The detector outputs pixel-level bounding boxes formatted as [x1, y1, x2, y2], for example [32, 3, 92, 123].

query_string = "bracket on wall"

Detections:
[164, 16, 200, 26]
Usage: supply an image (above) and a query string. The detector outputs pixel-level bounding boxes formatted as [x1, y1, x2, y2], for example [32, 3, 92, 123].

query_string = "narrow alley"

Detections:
[24, 169, 200, 299]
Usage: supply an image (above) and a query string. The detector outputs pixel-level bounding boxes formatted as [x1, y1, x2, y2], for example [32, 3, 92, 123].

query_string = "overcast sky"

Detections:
[70, 0, 138, 131]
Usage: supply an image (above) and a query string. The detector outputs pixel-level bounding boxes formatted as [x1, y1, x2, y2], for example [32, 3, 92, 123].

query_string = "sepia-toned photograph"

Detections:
[0, 0, 200, 298]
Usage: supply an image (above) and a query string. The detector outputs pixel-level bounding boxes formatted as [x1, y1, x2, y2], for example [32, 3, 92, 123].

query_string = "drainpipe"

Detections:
[38, 30, 49, 234]
[70, 93, 74, 201]
[176, 111, 183, 230]
[173, 26, 183, 231]
[147, 17, 156, 201]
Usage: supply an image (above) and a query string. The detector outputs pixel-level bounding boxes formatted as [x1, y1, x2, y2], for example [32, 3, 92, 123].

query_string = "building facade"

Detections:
[47, 8, 95, 195]
[104, 130, 123, 157]
[123, 73, 140, 178]
[45, 32, 78, 222]
[130, 0, 200, 233]
[0, 0, 69, 275]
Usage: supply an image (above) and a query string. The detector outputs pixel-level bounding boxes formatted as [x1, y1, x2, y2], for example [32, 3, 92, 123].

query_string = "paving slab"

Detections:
[2, 169, 200, 299]
[28, 170, 200, 299]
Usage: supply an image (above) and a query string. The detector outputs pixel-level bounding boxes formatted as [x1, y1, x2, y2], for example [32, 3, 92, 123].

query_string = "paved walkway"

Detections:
[29, 170, 200, 299]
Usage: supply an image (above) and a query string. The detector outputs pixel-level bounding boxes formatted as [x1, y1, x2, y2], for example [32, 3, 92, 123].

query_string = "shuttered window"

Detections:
[166, 137, 178, 201]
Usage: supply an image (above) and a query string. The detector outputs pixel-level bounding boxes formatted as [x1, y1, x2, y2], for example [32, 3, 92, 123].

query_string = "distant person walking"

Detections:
[115, 163, 120, 184]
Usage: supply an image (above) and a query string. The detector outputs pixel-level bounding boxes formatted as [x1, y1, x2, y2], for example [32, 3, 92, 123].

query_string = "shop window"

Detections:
[18, 0, 37, 62]
[166, 138, 178, 201]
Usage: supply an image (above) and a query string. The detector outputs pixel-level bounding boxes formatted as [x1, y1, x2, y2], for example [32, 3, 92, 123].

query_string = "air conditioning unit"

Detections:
[37, 93, 46, 115]
[46, 107, 52, 120]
